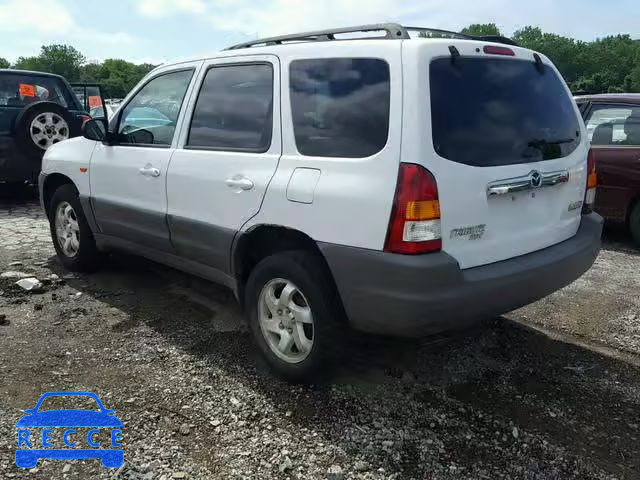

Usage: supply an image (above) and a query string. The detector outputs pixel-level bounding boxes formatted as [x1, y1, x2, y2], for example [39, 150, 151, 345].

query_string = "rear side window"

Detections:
[586, 105, 640, 146]
[430, 57, 581, 167]
[0, 74, 68, 108]
[290, 58, 390, 158]
[187, 64, 273, 152]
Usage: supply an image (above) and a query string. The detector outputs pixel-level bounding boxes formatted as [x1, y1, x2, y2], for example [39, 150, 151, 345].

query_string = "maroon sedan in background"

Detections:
[576, 94, 640, 246]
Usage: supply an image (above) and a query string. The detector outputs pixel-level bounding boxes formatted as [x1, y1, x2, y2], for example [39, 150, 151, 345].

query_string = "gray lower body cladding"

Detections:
[39, 170, 604, 338]
[319, 213, 603, 337]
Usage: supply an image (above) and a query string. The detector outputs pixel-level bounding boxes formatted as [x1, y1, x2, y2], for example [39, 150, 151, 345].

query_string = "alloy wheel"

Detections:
[54, 201, 80, 257]
[30, 113, 69, 150]
[258, 278, 314, 364]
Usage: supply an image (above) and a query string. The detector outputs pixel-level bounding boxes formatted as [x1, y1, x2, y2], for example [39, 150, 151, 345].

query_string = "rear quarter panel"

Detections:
[243, 41, 403, 250]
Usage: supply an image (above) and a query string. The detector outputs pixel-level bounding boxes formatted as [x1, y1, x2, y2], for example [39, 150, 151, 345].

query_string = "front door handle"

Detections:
[225, 176, 254, 191]
[139, 165, 161, 177]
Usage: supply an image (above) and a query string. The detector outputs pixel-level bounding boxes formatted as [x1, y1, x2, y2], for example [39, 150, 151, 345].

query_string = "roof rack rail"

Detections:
[225, 23, 409, 50]
[224, 23, 517, 50]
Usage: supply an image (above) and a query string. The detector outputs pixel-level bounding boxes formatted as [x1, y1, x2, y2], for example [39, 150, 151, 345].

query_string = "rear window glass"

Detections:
[0, 74, 68, 108]
[585, 105, 640, 146]
[290, 58, 390, 158]
[430, 57, 581, 167]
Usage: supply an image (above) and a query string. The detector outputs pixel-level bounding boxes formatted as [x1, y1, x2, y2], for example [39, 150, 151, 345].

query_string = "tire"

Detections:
[245, 250, 346, 383]
[49, 184, 101, 272]
[14, 102, 80, 160]
[630, 202, 640, 247]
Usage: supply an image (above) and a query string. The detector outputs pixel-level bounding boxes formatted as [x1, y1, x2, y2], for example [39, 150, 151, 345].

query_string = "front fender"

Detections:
[42, 137, 97, 197]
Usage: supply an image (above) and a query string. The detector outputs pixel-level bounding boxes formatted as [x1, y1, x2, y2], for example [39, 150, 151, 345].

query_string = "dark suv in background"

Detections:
[0, 69, 105, 185]
[576, 94, 640, 245]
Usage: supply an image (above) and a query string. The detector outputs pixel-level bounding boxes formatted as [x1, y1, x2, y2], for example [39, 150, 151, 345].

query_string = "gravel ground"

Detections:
[0, 189, 639, 480]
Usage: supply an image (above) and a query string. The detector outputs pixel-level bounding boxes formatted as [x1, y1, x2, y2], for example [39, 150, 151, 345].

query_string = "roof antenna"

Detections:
[533, 53, 545, 73]
[448, 45, 460, 64]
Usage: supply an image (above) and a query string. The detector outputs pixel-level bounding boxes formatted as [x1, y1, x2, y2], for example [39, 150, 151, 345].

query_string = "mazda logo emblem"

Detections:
[530, 171, 542, 188]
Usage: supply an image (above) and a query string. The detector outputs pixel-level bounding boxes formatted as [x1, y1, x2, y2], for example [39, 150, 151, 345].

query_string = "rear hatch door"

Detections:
[405, 41, 588, 269]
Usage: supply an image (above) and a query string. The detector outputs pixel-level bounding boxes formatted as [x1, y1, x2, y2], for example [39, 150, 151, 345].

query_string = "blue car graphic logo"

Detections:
[15, 391, 123, 469]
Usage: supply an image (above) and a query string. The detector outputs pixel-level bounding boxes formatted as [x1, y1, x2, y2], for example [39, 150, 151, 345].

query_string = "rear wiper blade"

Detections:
[527, 138, 576, 148]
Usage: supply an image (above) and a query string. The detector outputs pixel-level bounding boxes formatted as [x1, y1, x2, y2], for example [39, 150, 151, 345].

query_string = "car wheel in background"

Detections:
[630, 202, 640, 247]
[14, 102, 79, 159]
[49, 184, 101, 271]
[245, 250, 346, 383]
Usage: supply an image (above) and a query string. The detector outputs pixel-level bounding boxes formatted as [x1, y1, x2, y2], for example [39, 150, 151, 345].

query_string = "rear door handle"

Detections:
[225, 176, 254, 191]
[139, 165, 161, 177]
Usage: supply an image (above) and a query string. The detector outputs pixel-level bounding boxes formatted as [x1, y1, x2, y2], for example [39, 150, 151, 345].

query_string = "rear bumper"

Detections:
[320, 213, 603, 337]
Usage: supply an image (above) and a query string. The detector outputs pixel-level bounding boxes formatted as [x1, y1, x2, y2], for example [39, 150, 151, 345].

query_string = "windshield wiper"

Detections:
[527, 138, 576, 148]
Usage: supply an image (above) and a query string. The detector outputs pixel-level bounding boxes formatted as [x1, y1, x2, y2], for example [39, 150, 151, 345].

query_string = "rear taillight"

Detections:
[583, 149, 597, 214]
[384, 163, 442, 254]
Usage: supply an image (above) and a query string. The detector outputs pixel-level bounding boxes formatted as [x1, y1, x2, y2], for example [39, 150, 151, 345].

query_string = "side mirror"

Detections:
[127, 128, 154, 145]
[104, 408, 116, 415]
[81, 118, 108, 142]
[23, 409, 36, 415]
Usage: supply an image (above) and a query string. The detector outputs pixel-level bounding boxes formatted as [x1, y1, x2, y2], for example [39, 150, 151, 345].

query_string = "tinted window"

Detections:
[430, 57, 581, 167]
[586, 105, 640, 146]
[187, 64, 273, 151]
[0, 74, 68, 108]
[290, 58, 390, 158]
[118, 69, 193, 146]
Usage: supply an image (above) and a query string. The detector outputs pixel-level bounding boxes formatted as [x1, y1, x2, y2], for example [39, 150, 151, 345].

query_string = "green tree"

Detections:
[509, 26, 640, 93]
[513, 27, 588, 85]
[461, 23, 502, 37]
[0, 57, 9, 69]
[79, 59, 156, 98]
[15, 44, 85, 80]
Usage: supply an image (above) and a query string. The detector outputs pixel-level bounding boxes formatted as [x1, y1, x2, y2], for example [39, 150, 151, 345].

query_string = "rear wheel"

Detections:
[49, 184, 101, 271]
[245, 251, 346, 383]
[630, 202, 640, 247]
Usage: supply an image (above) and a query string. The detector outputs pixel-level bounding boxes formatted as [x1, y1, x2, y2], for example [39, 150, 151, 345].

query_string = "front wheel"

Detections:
[49, 184, 101, 271]
[245, 251, 346, 383]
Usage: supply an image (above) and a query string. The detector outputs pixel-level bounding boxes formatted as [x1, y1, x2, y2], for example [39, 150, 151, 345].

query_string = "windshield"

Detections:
[430, 57, 581, 167]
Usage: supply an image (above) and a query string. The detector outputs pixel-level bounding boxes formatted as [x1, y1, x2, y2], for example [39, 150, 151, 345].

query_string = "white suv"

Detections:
[39, 24, 603, 381]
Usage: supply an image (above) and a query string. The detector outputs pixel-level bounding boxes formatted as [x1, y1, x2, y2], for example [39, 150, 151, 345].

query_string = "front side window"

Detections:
[187, 64, 273, 151]
[289, 58, 390, 158]
[430, 57, 581, 166]
[586, 105, 640, 146]
[117, 69, 194, 146]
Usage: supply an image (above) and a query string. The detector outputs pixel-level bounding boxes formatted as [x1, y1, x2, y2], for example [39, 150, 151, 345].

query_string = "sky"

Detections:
[0, 0, 638, 65]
